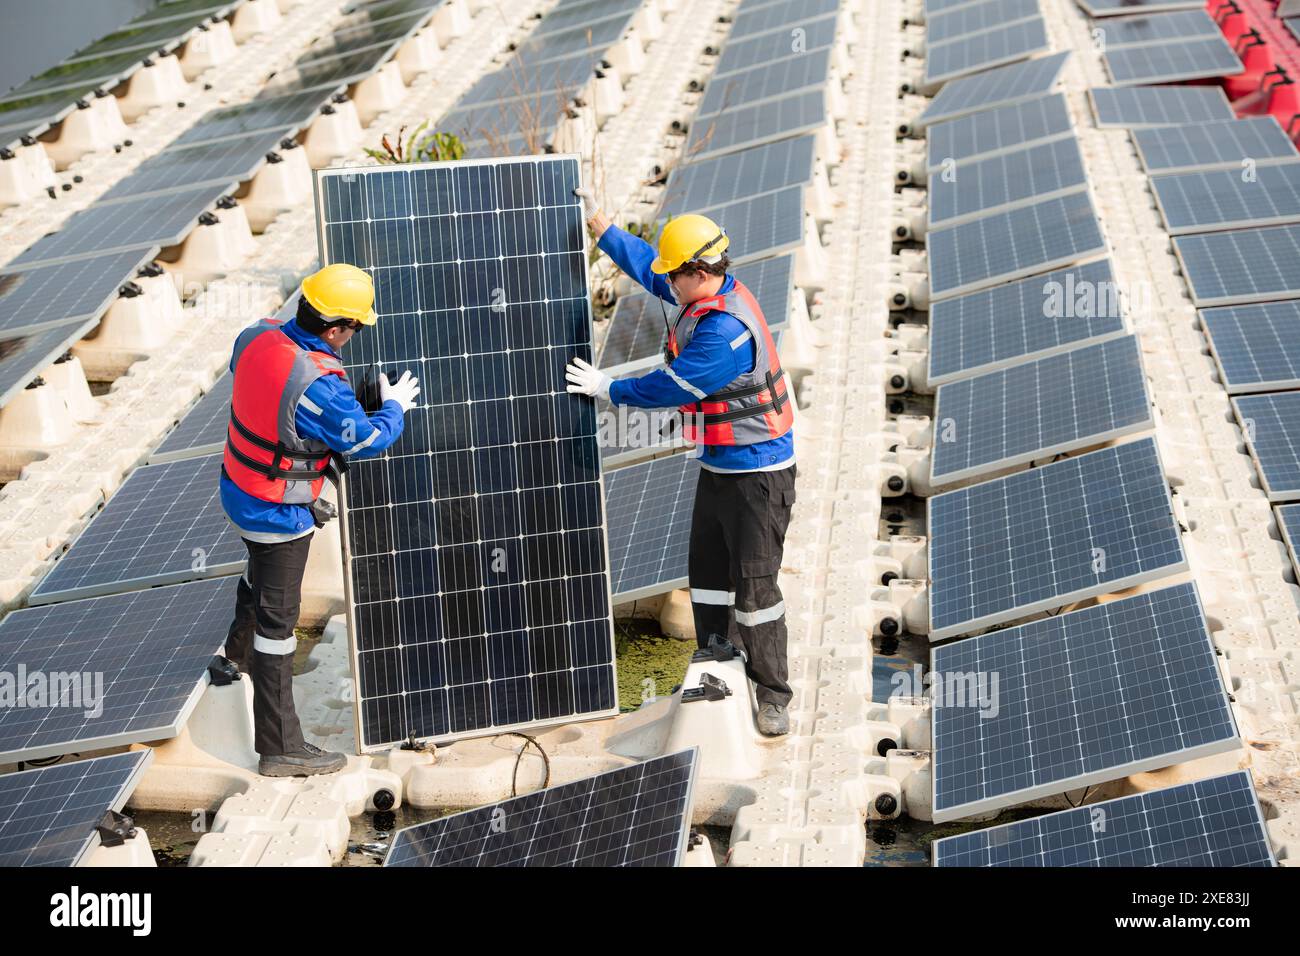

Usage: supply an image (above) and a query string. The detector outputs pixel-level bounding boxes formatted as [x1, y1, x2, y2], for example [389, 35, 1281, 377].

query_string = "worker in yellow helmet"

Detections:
[565, 190, 796, 737]
[220, 263, 420, 776]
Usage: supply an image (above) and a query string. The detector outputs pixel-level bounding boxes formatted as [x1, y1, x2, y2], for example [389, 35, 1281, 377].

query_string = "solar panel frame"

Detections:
[927, 136, 1088, 228]
[0, 577, 236, 763]
[926, 0, 1042, 45]
[685, 88, 826, 162]
[1173, 224, 1300, 307]
[1103, 36, 1242, 86]
[930, 581, 1240, 822]
[1150, 161, 1300, 235]
[923, 18, 1051, 88]
[28, 454, 244, 605]
[696, 47, 833, 118]
[916, 51, 1070, 128]
[1088, 85, 1235, 128]
[714, 13, 838, 77]
[932, 770, 1275, 866]
[926, 259, 1128, 386]
[1132, 116, 1298, 175]
[1231, 392, 1300, 502]
[930, 334, 1153, 485]
[1201, 300, 1300, 393]
[661, 135, 817, 217]
[384, 748, 699, 867]
[1277, 503, 1300, 581]
[0, 751, 154, 868]
[926, 190, 1108, 301]
[1093, 9, 1221, 48]
[0, 248, 158, 338]
[927, 436, 1188, 639]
[605, 453, 699, 602]
[314, 155, 620, 751]
[925, 92, 1075, 173]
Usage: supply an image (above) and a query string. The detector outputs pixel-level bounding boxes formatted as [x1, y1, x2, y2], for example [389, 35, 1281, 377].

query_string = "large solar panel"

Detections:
[0, 577, 235, 763]
[916, 51, 1070, 128]
[925, 92, 1074, 172]
[297, 9, 432, 65]
[1151, 162, 1300, 235]
[100, 128, 287, 202]
[931, 335, 1152, 484]
[933, 770, 1274, 865]
[729, 0, 840, 40]
[261, 43, 396, 97]
[512, 14, 630, 68]
[598, 255, 794, 373]
[531, 0, 641, 37]
[7, 183, 230, 270]
[385, 749, 698, 867]
[1104, 36, 1242, 86]
[0, 319, 100, 410]
[1278, 503, 1300, 580]
[457, 53, 602, 109]
[1079, 0, 1206, 15]
[0, 751, 153, 868]
[927, 259, 1127, 385]
[715, 14, 838, 76]
[150, 372, 234, 463]
[169, 90, 327, 148]
[1232, 392, 1300, 502]
[0, 49, 152, 104]
[927, 437, 1186, 639]
[1088, 85, 1235, 128]
[928, 136, 1087, 228]
[927, 191, 1107, 301]
[132, 0, 241, 26]
[661, 135, 816, 216]
[1133, 117, 1298, 175]
[926, 0, 1042, 46]
[29, 454, 243, 605]
[689, 187, 806, 266]
[63, 17, 209, 63]
[931, 582, 1239, 821]
[1202, 300, 1300, 393]
[0, 249, 158, 338]
[605, 453, 699, 601]
[1173, 224, 1300, 307]
[315, 156, 619, 750]
[685, 88, 826, 161]
[696, 49, 832, 119]
[1094, 9, 1220, 47]
[924, 18, 1050, 87]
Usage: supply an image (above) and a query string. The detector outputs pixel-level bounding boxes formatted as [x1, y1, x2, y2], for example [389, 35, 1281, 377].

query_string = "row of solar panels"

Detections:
[0, 0, 248, 153]
[0, 0, 447, 409]
[914, 4, 1273, 864]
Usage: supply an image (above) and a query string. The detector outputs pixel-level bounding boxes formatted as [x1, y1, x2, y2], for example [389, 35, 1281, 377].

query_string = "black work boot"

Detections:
[258, 742, 347, 777]
[757, 702, 790, 737]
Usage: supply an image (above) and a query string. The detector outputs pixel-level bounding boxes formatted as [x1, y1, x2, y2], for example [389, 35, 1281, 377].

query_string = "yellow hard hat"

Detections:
[649, 214, 730, 274]
[301, 263, 377, 325]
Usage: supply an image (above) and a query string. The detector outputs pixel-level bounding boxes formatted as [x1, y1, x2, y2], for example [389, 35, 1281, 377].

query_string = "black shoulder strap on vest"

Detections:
[227, 410, 328, 481]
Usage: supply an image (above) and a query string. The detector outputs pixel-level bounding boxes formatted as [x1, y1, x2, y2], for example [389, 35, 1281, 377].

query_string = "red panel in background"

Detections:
[1207, 0, 1300, 137]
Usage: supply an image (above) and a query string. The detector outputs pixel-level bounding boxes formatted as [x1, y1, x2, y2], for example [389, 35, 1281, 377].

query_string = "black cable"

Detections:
[495, 732, 551, 797]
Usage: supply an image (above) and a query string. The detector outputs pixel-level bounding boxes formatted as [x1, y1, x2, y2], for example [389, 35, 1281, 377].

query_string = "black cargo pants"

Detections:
[223, 534, 313, 757]
[687, 464, 796, 707]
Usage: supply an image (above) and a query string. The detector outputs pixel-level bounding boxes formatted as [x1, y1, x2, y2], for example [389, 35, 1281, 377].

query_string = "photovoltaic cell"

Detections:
[1201, 300, 1300, 393]
[384, 749, 698, 867]
[926, 259, 1127, 385]
[151, 372, 234, 462]
[99, 128, 287, 201]
[29, 454, 243, 605]
[1133, 117, 1298, 175]
[1088, 85, 1235, 128]
[315, 156, 618, 750]
[605, 453, 699, 601]
[0, 751, 153, 868]
[931, 582, 1239, 822]
[661, 135, 816, 216]
[1232, 392, 1300, 501]
[927, 437, 1186, 639]
[1173, 224, 1300, 307]
[0, 577, 236, 762]
[7, 183, 229, 270]
[924, 18, 1051, 87]
[927, 191, 1107, 301]
[926, 92, 1074, 172]
[1104, 36, 1242, 86]
[715, 14, 838, 76]
[928, 136, 1087, 228]
[930, 335, 1152, 484]
[1278, 503, 1300, 581]
[917, 51, 1070, 127]
[169, 90, 328, 148]
[685, 88, 826, 161]
[1095, 9, 1220, 47]
[933, 770, 1273, 866]
[926, 0, 1042, 45]
[1151, 162, 1300, 235]
[0, 248, 157, 338]
[696, 48, 832, 118]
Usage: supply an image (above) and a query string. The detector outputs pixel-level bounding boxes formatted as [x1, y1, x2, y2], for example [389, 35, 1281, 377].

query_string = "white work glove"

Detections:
[565, 357, 611, 401]
[573, 187, 599, 221]
[379, 370, 421, 413]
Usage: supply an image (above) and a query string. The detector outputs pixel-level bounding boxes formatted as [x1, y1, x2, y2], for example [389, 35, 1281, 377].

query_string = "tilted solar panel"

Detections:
[927, 135, 1087, 228]
[1088, 85, 1235, 128]
[1201, 300, 1300, 393]
[1173, 224, 1300, 307]
[660, 135, 817, 216]
[0, 319, 102, 409]
[685, 88, 826, 161]
[1094, 9, 1220, 47]
[926, 92, 1074, 172]
[1232, 392, 1300, 501]
[1079, 0, 1206, 16]
[926, 0, 1042, 45]
[696, 48, 832, 118]
[730, 0, 840, 40]
[927, 436, 1186, 639]
[1151, 162, 1300, 235]
[605, 452, 699, 601]
[1278, 503, 1300, 581]
[1103, 36, 1242, 86]
[931, 582, 1239, 822]
[99, 128, 288, 201]
[0, 248, 158, 338]
[315, 157, 619, 750]
[715, 14, 838, 77]
[1133, 116, 1298, 175]
[151, 372, 234, 463]
[923, 18, 1050, 87]
[917, 51, 1069, 127]
[170, 90, 328, 148]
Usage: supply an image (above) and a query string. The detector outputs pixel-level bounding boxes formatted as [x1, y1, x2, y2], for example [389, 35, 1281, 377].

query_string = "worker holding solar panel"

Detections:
[566, 190, 797, 737]
[220, 264, 421, 777]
